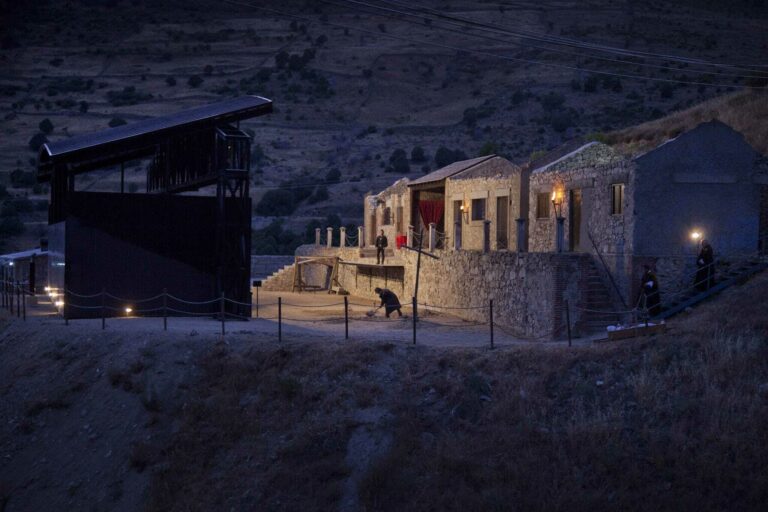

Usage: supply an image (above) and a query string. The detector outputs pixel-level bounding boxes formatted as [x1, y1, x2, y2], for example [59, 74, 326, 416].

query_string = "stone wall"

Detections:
[251, 256, 295, 279]
[445, 164, 522, 251]
[528, 142, 636, 303]
[364, 178, 411, 246]
[294, 245, 591, 339]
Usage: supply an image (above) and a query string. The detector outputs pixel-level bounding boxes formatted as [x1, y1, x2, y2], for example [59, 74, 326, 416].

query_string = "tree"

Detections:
[255, 189, 296, 216]
[108, 117, 127, 128]
[540, 92, 565, 111]
[308, 185, 329, 203]
[203, 64, 214, 76]
[411, 146, 426, 162]
[434, 146, 467, 168]
[325, 168, 341, 183]
[478, 141, 498, 156]
[28, 133, 48, 152]
[0, 216, 24, 237]
[165, 76, 177, 86]
[79, 101, 89, 113]
[188, 75, 204, 88]
[38, 118, 54, 134]
[275, 51, 289, 69]
[388, 148, 410, 173]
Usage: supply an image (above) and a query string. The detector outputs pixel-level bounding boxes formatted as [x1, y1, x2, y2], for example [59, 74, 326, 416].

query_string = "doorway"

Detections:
[569, 189, 582, 252]
[453, 199, 463, 249]
[496, 196, 508, 250]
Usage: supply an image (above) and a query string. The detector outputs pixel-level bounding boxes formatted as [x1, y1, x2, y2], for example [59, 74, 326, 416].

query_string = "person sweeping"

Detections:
[374, 287, 402, 318]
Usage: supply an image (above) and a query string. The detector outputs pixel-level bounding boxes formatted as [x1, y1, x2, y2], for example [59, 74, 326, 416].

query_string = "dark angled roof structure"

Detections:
[38, 95, 272, 178]
[408, 155, 494, 187]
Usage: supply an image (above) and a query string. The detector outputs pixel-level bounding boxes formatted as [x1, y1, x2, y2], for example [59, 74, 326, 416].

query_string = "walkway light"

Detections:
[124, 307, 133, 315]
[690, 230, 702, 241]
[54, 300, 64, 308]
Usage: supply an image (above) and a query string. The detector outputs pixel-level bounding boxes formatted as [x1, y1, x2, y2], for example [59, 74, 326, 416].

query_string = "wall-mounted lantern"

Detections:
[551, 188, 565, 219]
[552, 187, 565, 252]
[459, 202, 469, 223]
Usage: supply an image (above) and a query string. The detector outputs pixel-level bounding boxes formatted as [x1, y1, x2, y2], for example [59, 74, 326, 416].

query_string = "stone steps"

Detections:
[261, 264, 296, 292]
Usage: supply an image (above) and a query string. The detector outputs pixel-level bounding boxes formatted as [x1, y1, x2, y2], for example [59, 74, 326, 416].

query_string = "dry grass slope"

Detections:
[608, 89, 768, 156]
[145, 271, 768, 512]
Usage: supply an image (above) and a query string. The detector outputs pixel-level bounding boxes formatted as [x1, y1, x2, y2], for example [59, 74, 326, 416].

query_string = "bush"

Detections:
[0, 185, 8, 199]
[434, 146, 467, 168]
[10, 169, 36, 187]
[325, 168, 341, 183]
[550, 111, 574, 132]
[187, 75, 204, 88]
[38, 118, 54, 134]
[0, 216, 24, 237]
[106, 86, 153, 106]
[308, 185, 329, 203]
[255, 189, 296, 216]
[79, 101, 89, 113]
[275, 51, 289, 69]
[478, 141, 498, 156]
[583, 75, 599, 92]
[108, 117, 127, 128]
[388, 149, 410, 173]
[203, 64, 214, 76]
[165, 76, 177, 86]
[411, 146, 426, 162]
[539, 92, 565, 111]
[28, 133, 48, 152]
[252, 220, 301, 255]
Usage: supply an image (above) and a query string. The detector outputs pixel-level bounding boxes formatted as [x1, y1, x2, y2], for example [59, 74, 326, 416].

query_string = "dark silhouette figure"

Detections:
[375, 287, 402, 318]
[695, 240, 715, 292]
[375, 229, 388, 264]
[640, 265, 661, 317]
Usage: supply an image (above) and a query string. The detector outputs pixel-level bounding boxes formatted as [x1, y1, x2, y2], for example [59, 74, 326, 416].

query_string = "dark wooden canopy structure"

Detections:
[37, 96, 273, 319]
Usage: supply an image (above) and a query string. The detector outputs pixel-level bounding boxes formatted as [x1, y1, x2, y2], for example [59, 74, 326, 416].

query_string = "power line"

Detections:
[220, 0, 762, 88]
[377, 0, 768, 71]
[326, 0, 767, 80]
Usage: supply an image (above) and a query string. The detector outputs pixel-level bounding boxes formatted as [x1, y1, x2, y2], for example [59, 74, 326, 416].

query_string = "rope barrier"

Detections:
[65, 290, 103, 299]
[279, 301, 347, 308]
[165, 294, 220, 305]
[105, 292, 164, 303]
[165, 307, 218, 316]
[223, 297, 254, 307]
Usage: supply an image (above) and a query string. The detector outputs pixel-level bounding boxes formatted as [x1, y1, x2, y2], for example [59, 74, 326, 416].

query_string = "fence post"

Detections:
[358, 226, 364, 248]
[344, 296, 349, 340]
[565, 299, 572, 347]
[101, 288, 106, 330]
[64, 290, 69, 326]
[278, 296, 282, 342]
[220, 292, 225, 336]
[489, 299, 494, 349]
[340, 227, 346, 248]
[9, 281, 13, 315]
[326, 227, 333, 248]
[16, 282, 21, 318]
[22, 283, 26, 321]
[163, 288, 168, 331]
[255, 286, 259, 318]
[412, 296, 417, 345]
[315, 228, 321, 246]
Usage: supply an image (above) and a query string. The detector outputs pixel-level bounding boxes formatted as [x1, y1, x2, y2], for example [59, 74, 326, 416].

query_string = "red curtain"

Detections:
[419, 200, 444, 226]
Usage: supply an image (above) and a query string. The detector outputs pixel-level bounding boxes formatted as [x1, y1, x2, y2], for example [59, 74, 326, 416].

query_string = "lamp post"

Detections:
[552, 190, 565, 253]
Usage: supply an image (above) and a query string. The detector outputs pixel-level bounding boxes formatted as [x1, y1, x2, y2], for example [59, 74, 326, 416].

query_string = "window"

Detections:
[471, 198, 486, 221]
[611, 183, 624, 215]
[536, 192, 550, 218]
[382, 206, 392, 225]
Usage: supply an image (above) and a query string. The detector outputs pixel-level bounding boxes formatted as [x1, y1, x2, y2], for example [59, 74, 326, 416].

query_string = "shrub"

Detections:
[308, 185, 329, 203]
[255, 189, 296, 216]
[165, 76, 177, 86]
[478, 141, 498, 156]
[434, 146, 467, 168]
[0, 216, 24, 237]
[275, 51, 289, 69]
[539, 92, 565, 111]
[411, 146, 426, 162]
[106, 86, 153, 106]
[583, 75, 599, 92]
[388, 149, 410, 173]
[108, 117, 127, 128]
[28, 133, 48, 152]
[187, 75, 204, 88]
[325, 168, 341, 183]
[0, 185, 7, 199]
[203, 64, 214, 76]
[38, 118, 54, 134]
[252, 219, 301, 255]
[79, 101, 89, 113]
[10, 169, 35, 187]
[550, 111, 573, 132]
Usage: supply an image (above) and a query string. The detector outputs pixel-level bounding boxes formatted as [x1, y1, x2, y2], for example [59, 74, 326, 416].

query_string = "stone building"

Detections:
[528, 120, 768, 305]
[363, 177, 410, 247]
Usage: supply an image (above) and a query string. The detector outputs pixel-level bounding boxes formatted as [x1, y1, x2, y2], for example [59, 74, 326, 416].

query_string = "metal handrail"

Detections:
[586, 229, 628, 309]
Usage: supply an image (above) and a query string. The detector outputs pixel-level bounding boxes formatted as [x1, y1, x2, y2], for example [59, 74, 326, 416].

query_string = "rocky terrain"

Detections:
[1, 0, 767, 252]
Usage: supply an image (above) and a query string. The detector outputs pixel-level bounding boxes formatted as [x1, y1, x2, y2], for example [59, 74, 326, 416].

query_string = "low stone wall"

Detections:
[295, 244, 591, 339]
[251, 255, 295, 279]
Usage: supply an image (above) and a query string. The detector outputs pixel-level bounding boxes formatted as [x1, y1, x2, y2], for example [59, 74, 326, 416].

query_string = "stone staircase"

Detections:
[578, 259, 625, 334]
[358, 247, 396, 259]
[261, 263, 296, 291]
[656, 257, 768, 320]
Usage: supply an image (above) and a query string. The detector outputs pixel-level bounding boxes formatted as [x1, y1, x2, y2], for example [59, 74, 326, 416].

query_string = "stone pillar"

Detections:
[315, 228, 321, 246]
[556, 217, 565, 253]
[483, 220, 491, 253]
[454, 222, 461, 250]
[340, 226, 346, 247]
[516, 218, 527, 253]
[407, 225, 413, 247]
[358, 226, 364, 248]
[428, 223, 436, 252]
[326, 227, 333, 248]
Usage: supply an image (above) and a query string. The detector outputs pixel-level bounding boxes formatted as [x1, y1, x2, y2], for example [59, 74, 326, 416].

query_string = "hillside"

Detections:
[1, 0, 767, 252]
[1, 269, 767, 511]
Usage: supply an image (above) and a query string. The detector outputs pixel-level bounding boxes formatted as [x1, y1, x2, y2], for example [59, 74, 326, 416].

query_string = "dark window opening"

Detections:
[471, 198, 486, 221]
[536, 192, 550, 218]
[611, 183, 624, 215]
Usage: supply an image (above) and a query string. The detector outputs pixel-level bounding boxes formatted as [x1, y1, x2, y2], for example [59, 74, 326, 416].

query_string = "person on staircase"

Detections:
[640, 265, 661, 317]
[375, 229, 388, 265]
[695, 239, 715, 292]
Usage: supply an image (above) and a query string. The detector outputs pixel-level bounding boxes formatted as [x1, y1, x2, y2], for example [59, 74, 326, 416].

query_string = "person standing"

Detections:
[640, 264, 661, 317]
[375, 229, 388, 265]
[695, 240, 715, 292]
[374, 287, 402, 318]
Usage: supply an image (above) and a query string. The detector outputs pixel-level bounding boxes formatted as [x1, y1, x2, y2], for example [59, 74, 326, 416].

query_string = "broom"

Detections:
[366, 305, 382, 317]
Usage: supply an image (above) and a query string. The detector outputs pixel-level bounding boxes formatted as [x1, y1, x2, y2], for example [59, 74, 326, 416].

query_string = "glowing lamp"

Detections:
[8, 262, 13, 267]
[551, 187, 565, 218]
[690, 231, 702, 241]
[49, 291, 58, 298]
[54, 300, 64, 308]
[44, 286, 51, 292]
[124, 307, 133, 315]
